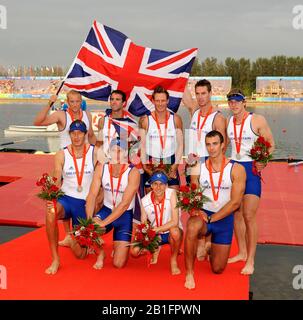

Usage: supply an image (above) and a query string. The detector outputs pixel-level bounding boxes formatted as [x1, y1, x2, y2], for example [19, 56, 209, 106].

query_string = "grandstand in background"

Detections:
[253, 76, 303, 102]
[0, 76, 232, 101]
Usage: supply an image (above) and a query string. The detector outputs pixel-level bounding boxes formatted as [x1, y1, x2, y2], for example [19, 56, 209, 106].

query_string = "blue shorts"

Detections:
[95, 205, 133, 242]
[57, 195, 87, 226]
[160, 232, 170, 245]
[232, 160, 261, 197]
[204, 209, 234, 245]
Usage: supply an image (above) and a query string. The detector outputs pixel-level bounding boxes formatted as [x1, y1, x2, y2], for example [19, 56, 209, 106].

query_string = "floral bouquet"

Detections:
[36, 173, 64, 215]
[185, 153, 200, 167]
[176, 183, 211, 216]
[249, 136, 272, 176]
[72, 217, 105, 254]
[132, 221, 162, 254]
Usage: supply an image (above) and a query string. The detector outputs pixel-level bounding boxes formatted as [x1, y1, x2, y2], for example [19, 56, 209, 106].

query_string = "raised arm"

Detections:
[209, 163, 246, 223]
[97, 167, 140, 227]
[34, 95, 62, 126]
[86, 162, 103, 218]
[182, 85, 198, 116]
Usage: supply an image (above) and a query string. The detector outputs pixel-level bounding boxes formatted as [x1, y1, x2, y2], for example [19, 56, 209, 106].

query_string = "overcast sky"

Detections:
[0, 0, 302, 67]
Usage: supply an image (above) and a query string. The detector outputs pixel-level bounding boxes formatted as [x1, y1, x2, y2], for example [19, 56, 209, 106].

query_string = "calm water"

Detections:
[0, 102, 302, 159]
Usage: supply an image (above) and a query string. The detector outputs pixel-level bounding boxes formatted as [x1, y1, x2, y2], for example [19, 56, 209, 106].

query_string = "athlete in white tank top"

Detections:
[61, 144, 95, 200]
[101, 163, 136, 210]
[60, 110, 90, 149]
[141, 188, 183, 233]
[145, 112, 177, 159]
[227, 113, 258, 162]
[188, 109, 219, 157]
[199, 161, 233, 212]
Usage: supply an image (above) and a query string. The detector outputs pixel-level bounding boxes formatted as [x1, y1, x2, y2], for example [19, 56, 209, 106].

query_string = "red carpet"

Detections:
[257, 162, 303, 246]
[0, 152, 54, 227]
[0, 224, 248, 300]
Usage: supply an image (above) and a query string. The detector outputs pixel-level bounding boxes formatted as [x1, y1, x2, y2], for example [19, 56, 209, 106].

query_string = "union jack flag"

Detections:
[64, 20, 198, 117]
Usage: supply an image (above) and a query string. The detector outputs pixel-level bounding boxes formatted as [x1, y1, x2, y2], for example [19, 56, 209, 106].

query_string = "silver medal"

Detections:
[236, 153, 241, 160]
[77, 186, 83, 192]
[213, 201, 219, 209]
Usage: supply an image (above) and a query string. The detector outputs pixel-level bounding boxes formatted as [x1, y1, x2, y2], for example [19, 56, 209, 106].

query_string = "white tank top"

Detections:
[188, 109, 219, 157]
[102, 163, 135, 210]
[145, 112, 177, 159]
[61, 144, 95, 200]
[227, 113, 258, 162]
[199, 161, 233, 212]
[59, 110, 90, 149]
[141, 188, 182, 234]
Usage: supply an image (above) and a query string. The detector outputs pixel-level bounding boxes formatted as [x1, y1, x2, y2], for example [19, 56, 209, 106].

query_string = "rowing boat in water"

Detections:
[4, 110, 106, 137]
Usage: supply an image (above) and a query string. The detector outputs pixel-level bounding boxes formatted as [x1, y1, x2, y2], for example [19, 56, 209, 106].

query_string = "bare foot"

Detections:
[93, 250, 105, 270]
[228, 253, 247, 264]
[58, 235, 72, 247]
[241, 263, 254, 275]
[170, 259, 181, 275]
[45, 260, 60, 275]
[184, 274, 195, 290]
[150, 248, 160, 265]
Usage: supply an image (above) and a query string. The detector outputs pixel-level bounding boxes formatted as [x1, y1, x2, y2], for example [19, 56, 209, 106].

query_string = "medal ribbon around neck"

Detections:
[71, 144, 87, 192]
[109, 164, 127, 207]
[197, 107, 213, 142]
[68, 108, 83, 122]
[233, 112, 249, 156]
[208, 156, 226, 202]
[151, 191, 166, 227]
[152, 111, 169, 152]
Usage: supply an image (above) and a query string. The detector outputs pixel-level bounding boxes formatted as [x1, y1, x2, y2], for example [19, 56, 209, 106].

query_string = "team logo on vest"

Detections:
[201, 180, 210, 188]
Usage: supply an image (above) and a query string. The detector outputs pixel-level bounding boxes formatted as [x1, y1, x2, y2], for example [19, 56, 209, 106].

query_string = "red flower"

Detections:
[50, 185, 59, 192]
[52, 177, 57, 182]
[147, 229, 156, 239]
[182, 198, 190, 205]
[142, 240, 150, 247]
[257, 136, 266, 144]
[190, 183, 197, 191]
[136, 232, 144, 241]
[180, 185, 190, 193]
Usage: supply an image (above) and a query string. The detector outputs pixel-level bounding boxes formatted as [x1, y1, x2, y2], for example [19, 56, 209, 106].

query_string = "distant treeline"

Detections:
[191, 56, 303, 95]
[1, 55, 303, 96]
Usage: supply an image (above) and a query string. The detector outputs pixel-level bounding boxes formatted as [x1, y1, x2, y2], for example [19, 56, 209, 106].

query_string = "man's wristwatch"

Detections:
[207, 215, 212, 224]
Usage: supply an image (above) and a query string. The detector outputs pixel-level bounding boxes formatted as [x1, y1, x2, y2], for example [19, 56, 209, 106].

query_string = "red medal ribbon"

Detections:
[68, 108, 83, 122]
[233, 112, 249, 155]
[208, 156, 226, 202]
[109, 164, 127, 207]
[197, 106, 213, 142]
[71, 144, 87, 190]
[151, 191, 166, 227]
[152, 111, 169, 152]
